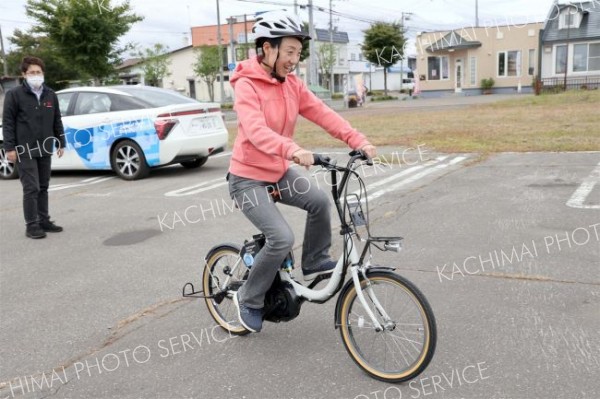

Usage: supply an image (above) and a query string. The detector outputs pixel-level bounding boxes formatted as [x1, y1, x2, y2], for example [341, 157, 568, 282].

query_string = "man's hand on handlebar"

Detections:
[292, 149, 314, 167]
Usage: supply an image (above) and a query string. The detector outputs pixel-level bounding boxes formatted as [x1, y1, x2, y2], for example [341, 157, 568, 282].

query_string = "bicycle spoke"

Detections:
[382, 333, 407, 369]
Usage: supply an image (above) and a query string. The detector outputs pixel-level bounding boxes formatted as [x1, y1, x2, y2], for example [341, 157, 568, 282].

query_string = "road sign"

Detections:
[228, 63, 236, 71]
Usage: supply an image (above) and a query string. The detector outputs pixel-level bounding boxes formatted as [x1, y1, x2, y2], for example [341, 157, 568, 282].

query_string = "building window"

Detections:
[427, 56, 449, 80]
[591, 43, 600, 71]
[350, 53, 356, 61]
[555, 45, 567, 74]
[572, 42, 600, 72]
[237, 32, 250, 43]
[498, 51, 521, 77]
[528, 49, 535, 76]
[559, 8, 581, 30]
[470, 57, 477, 85]
[574, 44, 588, 72]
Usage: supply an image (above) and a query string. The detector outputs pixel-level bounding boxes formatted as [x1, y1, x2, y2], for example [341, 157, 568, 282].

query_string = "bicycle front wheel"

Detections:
[338, 271, 436, 382]
[202, 245, 250, 335]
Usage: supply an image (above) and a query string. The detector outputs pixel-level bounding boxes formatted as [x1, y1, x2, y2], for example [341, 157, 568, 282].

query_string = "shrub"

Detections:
[371, 95, 398, 102]
[481, 78, 495, 91]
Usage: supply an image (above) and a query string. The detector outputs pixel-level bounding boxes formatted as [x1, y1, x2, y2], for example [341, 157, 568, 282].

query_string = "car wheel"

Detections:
[0, 144, 19, 180]
[180, 157, 208, 169]
[110, 140, 150, 180]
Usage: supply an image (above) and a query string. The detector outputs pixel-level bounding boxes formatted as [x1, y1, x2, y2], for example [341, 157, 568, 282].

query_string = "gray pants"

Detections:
[228, 168, 332, 309]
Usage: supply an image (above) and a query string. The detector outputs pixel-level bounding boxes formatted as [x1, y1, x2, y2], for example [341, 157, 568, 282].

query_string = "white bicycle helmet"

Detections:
[252, 10, 311, 41]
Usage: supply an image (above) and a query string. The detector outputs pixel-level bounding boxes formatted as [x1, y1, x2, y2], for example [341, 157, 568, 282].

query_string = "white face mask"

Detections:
[26, 75, 44, 89]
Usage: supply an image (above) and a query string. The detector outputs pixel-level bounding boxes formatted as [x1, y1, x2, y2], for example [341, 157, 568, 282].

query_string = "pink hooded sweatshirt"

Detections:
[229, 56, 371, 183]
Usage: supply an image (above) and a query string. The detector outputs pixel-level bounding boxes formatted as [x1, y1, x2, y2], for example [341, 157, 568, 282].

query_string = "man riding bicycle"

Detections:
[228, 10, 376, 332]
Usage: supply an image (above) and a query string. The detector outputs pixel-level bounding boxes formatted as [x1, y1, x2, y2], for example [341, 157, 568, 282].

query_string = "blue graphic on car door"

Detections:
[63, 118, 160, 168]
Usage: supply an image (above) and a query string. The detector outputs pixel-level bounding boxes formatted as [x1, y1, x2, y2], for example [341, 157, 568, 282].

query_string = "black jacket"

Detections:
[2, 82, 65, 159]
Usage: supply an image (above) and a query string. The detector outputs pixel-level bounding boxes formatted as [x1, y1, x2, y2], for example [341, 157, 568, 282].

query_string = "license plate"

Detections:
[190, 116, 217, 134]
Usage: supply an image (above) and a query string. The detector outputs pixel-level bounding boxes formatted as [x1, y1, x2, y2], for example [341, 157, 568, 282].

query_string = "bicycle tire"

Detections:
[202, 245, 250, 336]
[338, 271, 437, 382]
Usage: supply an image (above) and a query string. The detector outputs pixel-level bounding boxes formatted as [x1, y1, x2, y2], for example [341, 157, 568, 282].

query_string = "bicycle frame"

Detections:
[280, 234, 360, 302]
[276, 151, 397, 331]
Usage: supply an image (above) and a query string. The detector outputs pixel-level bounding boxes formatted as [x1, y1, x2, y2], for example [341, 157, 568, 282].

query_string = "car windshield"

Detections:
[116, 86, 199, 107]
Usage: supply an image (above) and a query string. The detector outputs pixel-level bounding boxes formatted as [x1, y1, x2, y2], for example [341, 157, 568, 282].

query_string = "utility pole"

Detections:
[244, 14, 250, 59]
[564, 19, 571, 91]
[329, 0, 334, 94]
[216, 0, 225, 102]
[308, 0, 317, 86]
[400, 12, 413, 94]
[475, 0, 479, 28]
[0, 25, 8, 77]
[227, 17, 236, 66]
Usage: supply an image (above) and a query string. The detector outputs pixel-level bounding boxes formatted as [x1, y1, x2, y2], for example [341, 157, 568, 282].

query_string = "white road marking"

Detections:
[358, 155, 449, 193]
[163, 155, 468, 198]
[366, 156, 468, 202]
[211, 151, 232, 159]
[164, 177, 228, 197]
[49, 176, 115, 191]
[77, 193, 112, 197]
[566, 161, 600, 209]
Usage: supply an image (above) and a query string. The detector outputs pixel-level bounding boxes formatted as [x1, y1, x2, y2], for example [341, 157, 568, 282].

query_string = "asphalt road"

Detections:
[0, 148, 598, 399]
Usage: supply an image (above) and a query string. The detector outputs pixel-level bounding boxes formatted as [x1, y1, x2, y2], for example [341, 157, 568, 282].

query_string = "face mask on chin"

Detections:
[26, 75, 44, 89]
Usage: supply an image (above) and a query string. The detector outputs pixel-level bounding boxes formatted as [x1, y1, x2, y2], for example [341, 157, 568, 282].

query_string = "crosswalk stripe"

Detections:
[366, 156, 468, 201]
[164, 177, 228, 197]
[357, 155, 449, 192]
[49, 176, 115, 191]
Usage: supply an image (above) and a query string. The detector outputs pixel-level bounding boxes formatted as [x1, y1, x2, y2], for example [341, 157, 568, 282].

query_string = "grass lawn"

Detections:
[227, 90, 600, 153]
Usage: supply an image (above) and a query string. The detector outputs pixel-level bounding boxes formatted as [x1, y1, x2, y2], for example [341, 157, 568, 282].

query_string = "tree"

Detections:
[6, 29, 80, 90]
[194, 46, 221, 102]
[235, 43, 254, 62]
[300, 22, 311, 62]
[316, 43, 336, 92]
[136, 43, 171, 87]
[25, 0, 143, 84]
[361, 22, 405, 96]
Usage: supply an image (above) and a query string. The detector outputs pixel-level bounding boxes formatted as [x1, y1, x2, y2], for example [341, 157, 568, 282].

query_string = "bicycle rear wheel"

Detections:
[202, 245, 250, 335]
[338, 271, 436, 382]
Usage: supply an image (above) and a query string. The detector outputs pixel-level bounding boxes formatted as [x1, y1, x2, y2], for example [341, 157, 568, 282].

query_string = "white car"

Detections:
[0, 86, 228, 180]
[401, 78, 415, 91]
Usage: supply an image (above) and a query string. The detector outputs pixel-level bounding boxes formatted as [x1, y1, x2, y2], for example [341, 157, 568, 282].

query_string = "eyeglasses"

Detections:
[25, 70, 44, 76]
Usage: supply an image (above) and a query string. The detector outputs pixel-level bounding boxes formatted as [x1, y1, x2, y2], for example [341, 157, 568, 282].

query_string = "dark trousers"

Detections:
[16, 156, 52, 225]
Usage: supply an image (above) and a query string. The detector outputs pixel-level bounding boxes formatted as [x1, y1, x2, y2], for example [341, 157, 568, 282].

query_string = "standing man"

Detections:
[2, 56, 65, 239]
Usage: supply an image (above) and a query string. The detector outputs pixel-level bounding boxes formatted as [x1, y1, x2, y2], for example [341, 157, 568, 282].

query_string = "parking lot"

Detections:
[0, 148, 599, 399]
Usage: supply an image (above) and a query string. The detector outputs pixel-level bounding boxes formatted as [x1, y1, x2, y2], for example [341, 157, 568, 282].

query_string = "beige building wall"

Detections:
[415, 22, 543, 94]
[161, 46, 196, 96]
[162, 46, 236, 102]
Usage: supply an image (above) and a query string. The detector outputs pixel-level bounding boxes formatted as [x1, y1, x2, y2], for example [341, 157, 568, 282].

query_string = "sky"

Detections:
[0, 0, 563, 57]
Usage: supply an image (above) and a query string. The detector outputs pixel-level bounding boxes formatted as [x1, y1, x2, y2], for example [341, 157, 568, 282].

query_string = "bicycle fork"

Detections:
[350, 266, 394, 332]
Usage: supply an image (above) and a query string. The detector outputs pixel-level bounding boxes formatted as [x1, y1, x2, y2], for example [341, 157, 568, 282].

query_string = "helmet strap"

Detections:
[261, 45, 286, 83]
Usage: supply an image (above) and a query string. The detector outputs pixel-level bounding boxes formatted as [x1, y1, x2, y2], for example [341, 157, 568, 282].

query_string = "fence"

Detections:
[539, 76, 600, 93]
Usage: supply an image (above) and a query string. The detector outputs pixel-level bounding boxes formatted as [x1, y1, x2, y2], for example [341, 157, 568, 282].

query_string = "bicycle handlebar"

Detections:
[312, 150, 372, 169]
[312, 154, 332, 166]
